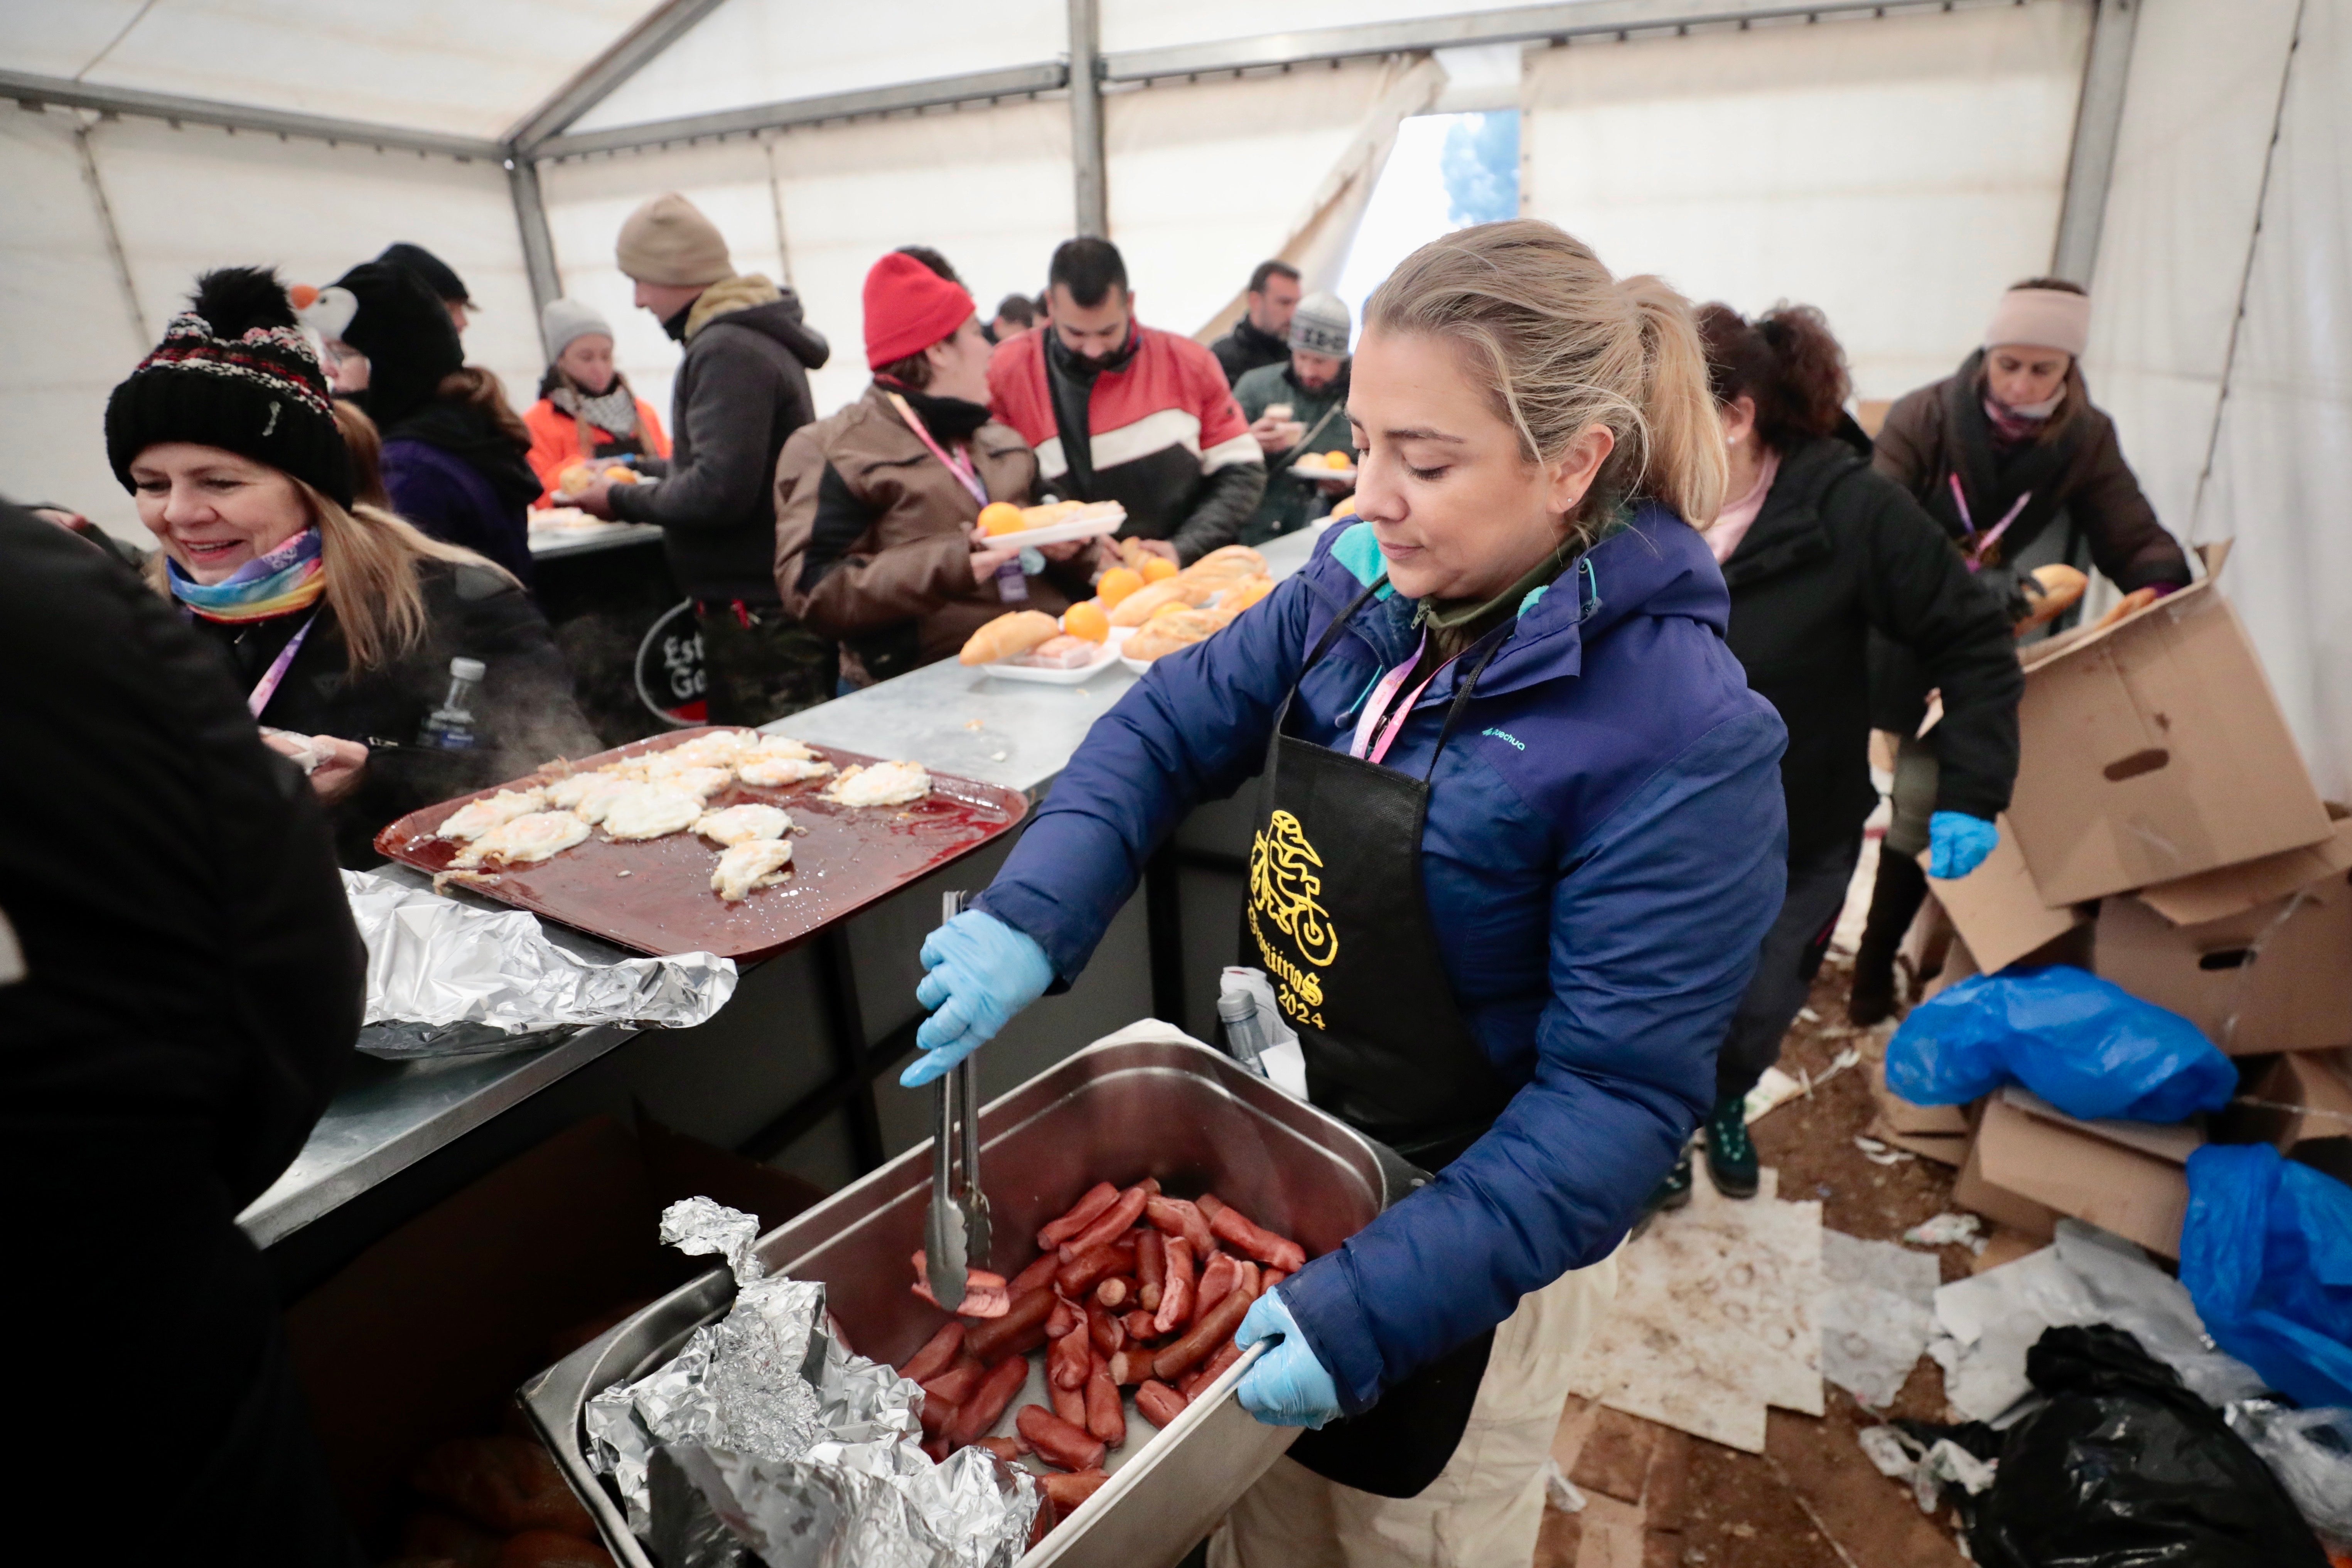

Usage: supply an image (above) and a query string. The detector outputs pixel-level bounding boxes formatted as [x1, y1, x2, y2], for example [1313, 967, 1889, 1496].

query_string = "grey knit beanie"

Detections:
[542, 297, 613, 359]
[1289, 291, 1352, 357]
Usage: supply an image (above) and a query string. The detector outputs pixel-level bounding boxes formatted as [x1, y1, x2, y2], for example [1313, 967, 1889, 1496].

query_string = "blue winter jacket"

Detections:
[974, 509, 1789, 1413]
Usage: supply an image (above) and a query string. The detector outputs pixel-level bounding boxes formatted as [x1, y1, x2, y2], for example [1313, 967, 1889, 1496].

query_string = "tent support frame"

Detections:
[2052, 0, 2140, 283]
[1069, 0, 1108, 238]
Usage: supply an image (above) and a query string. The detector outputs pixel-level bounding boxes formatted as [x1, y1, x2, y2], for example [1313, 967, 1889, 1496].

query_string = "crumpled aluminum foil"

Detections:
[588, 1199, 1037, 1566]
[341, 870, 737, 1058]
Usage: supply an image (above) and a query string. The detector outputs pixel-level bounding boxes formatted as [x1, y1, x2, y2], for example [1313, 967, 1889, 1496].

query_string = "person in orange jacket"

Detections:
[522, 297, 670, 505]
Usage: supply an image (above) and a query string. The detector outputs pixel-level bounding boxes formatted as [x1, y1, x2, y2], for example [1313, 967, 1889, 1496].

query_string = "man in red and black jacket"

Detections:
[988, 238, 1265, 565]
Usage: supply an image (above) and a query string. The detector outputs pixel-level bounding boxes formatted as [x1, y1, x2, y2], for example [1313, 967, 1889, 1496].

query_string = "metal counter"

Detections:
[244, 525, 1325, 1249]
[772, 525, 1324, 800]
[528, 521, 666, 559]
[238, 863, 648, 1248]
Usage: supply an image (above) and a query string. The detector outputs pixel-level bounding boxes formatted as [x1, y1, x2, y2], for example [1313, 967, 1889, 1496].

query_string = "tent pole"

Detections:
[72, 120, 148, 343]
[1068, 0, 1108, 238]
[2050, 0, 2140, 284]
[508, 157, 562, 343]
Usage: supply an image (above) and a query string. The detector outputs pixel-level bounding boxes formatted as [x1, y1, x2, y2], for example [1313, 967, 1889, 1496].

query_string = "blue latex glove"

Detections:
[1234, 1290, 1342, 1429]
[900, 910, 1054, 1087]
[1928, 811, 2000, 880]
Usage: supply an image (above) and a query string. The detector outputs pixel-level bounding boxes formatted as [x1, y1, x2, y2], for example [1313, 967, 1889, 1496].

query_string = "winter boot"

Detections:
[1634, 1141, 1696, 1236]
[1849, 849, 1929, 1026]
[1703, 1093, 1759, 1199]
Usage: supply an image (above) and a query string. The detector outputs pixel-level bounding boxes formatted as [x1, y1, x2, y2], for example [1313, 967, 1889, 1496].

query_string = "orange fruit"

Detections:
[1326, 450, 1354, 470]
[1140, 555, 1178, 583]
[1330, 495, 1358, 519]
[978, 501, 1026, 536]
[1097, 567, 1144, 607]
[1062, 600, 1110, 643]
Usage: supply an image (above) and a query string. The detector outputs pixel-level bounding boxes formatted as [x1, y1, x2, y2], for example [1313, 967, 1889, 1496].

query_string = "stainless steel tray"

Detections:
[519, 1029, 1416, 1567]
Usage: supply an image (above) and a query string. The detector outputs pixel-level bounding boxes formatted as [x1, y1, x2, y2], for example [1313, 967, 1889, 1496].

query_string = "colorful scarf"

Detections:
[167, 527, 325, 622]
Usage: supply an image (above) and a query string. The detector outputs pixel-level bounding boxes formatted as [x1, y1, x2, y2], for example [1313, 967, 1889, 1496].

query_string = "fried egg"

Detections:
[437, 787, 548, 842]
[695, 803, 792, 846]
[600, 784, 705, 841]
[454, 810, 589, 867]
[712, 838, 794, 901]
[821, 760, 931, 808]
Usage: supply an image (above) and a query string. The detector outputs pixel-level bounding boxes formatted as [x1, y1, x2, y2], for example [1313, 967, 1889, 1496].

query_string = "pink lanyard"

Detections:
[247, 612, 319, 719]
[885, 391, 989, 507]
[1948, 473, 2031, 570]
[1349, 634, 1445, 765]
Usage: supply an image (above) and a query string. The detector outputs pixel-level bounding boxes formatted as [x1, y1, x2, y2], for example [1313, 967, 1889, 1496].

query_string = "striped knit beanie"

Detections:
[105, 266, 355, 506]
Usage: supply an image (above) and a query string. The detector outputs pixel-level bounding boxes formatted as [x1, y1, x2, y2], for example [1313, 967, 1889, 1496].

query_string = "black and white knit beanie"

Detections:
[105, 266, 355, 506]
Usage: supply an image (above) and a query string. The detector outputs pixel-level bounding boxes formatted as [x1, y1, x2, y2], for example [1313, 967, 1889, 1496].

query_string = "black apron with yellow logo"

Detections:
[1241, 579, 1514, 1497]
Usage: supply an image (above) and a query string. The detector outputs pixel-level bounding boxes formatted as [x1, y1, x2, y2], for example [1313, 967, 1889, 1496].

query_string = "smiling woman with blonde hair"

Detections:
[106, 268, 596, 863]
[889, 220, 1792, 1565]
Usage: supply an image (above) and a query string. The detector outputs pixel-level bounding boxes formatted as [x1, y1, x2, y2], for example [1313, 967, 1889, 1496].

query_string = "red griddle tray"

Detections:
[373, 729, 1026, 962]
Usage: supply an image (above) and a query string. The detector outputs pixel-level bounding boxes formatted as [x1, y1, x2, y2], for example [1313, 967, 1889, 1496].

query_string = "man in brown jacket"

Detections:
[775, 252, 1092, 689]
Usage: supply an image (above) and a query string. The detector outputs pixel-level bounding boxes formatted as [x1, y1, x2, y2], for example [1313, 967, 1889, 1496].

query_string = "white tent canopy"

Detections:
[5, 0, 2349, 792]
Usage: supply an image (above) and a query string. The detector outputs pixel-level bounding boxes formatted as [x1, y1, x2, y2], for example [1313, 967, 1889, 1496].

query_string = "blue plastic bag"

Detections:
[1885, 965, 2234, 1122]
[2181, 1144, 2352, 1410]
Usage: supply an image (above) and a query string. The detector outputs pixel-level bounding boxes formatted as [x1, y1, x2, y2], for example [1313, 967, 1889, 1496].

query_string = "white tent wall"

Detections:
[568, 0, 1069, 133]
[1521, 0, 2091, 403]
[2183, 0, 2352, 799]
[1106, 58, 1442, 342]
[538, 96, 1074, 422]
[0, 113, 538, 540]
[0, 108, 151, 532]
[1099, 0, 1509, 53]
[2079, 0, 2303, 538]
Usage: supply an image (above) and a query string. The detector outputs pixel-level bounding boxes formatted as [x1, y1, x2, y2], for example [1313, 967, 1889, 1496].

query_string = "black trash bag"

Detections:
[1966, 1325, 2328, 1568]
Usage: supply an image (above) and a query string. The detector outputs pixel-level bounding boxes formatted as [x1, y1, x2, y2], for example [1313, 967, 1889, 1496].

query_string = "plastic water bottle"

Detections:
[1218, 989, 1273, 1073]
[418, 657, 486, 750]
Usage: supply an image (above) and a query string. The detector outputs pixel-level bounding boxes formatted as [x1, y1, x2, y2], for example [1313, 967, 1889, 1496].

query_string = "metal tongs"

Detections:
[923, 890, 993, 1311]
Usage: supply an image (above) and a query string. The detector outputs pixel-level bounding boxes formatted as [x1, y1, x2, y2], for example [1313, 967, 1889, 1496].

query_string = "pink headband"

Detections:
[1984, 287, 2090, 357]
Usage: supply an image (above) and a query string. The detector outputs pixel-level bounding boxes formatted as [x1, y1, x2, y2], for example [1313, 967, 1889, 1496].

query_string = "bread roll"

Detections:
[1182, 545, 1267, 580]
[1108, 578, 1211, 627]
[960, 610, 1061, 665]
[1126, 609, 1224, 661]
[2013, 563, 2089, 633]
[1217, 575, 1275, 615]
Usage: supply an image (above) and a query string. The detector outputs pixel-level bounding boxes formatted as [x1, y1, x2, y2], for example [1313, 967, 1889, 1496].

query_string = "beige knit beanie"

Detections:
[615, 193, 732, 287]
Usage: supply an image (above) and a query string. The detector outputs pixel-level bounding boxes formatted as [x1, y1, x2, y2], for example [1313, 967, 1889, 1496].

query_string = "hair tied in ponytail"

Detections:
[1367, 220, 1728, 539]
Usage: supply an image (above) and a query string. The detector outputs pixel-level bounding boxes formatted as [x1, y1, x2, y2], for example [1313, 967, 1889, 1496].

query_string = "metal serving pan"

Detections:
[520, 1030, 1419, 1567]
[373, 728, 1026, 963]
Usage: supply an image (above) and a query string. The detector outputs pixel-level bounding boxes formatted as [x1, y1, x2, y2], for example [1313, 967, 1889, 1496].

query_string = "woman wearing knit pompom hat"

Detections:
[108, 266, 596, 864]
[521, 297, 671, 507]
[1850, 278, 2193, 1024]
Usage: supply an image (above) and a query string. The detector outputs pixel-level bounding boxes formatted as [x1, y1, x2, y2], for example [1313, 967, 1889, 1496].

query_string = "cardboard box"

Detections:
[2094, 816, 2352, 1055]
[1952, 1129, 2057, 1244]
[2007, 543, 2334, 905]
[1866, 1059, 1972, 1165]
[2216, 1050, 2352, 1148]
[1926, 814, 2085, 973]
[1961, 1089, 2200, 1258]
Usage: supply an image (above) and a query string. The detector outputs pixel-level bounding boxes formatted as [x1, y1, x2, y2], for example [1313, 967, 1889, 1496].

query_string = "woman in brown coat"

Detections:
[1850, 277, 2193, 1022]
[773, 251, 1092, 690]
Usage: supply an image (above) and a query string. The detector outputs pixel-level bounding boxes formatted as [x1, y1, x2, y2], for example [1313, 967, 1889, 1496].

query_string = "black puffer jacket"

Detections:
[1721, 433, 2023, 860]
[0, 504, 362, 1551]
[609, 280, 830, 604]
[184, 557, 597, 863]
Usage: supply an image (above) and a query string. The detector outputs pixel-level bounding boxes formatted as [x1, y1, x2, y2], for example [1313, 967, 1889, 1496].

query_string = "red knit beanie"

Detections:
[864, 251, 977, 371]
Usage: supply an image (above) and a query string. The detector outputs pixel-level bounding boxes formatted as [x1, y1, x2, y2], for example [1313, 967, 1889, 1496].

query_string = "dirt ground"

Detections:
[1535, 950, 1982, 1568]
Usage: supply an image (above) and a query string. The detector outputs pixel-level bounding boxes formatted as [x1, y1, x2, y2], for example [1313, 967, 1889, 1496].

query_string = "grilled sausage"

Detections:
[1038, 1181, 1120, 1250]
[1135, 1379, 1188, 1428]
[1208, 1204, 1305, 1272]
[1016, 1404, 1108, 1472]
